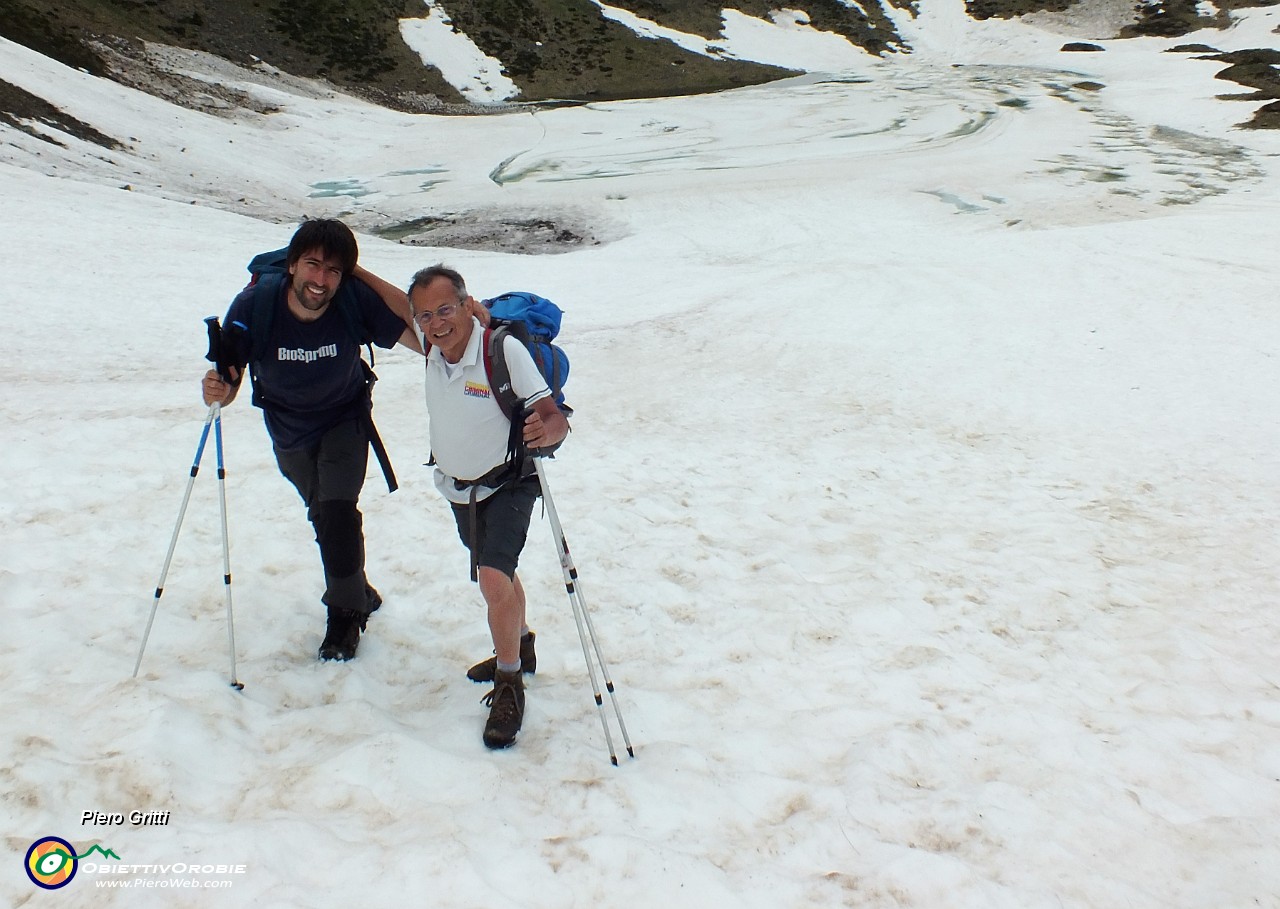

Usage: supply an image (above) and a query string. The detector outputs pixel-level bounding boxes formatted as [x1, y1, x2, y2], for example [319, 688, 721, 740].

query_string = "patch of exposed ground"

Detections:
[372, 209, 615, 255]
[0, 78, 123, 149]
[1203, 48, 1280, 129]
[88, 35, 477, 117]
[90, 38, 287, 117]
[1019, 0, 1137, 38]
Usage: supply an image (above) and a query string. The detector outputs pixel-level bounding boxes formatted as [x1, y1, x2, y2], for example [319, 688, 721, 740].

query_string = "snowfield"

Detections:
[2, 3, 1279, 907]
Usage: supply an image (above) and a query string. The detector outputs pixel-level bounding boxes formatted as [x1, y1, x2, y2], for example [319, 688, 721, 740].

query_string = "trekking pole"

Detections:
[134, 319, 244, 689]
[133, 403, 243, 689]
[211, 407, 243, 690]
[134, 403, 216, 679]
[532, 457, 633, 765]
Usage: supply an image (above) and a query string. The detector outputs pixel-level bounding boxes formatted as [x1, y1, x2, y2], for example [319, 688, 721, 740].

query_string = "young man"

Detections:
[408, 265, 569, 750]
[201, 219, 419, 662]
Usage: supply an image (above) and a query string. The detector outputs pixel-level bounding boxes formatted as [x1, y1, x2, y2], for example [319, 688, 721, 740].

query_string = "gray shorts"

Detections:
[450, 477, 540, 579]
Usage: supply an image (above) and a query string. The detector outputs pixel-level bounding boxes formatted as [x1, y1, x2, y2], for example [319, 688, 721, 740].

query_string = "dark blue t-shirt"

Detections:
[225, 275, 406, 452]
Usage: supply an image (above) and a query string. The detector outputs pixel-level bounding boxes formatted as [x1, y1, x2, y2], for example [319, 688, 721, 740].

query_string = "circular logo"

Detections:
[25, 837, 78, 889]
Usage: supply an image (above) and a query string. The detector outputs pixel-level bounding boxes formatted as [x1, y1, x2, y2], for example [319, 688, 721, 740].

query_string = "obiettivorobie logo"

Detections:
[24, 838, 119, 890]
[24, 836, 247, 891]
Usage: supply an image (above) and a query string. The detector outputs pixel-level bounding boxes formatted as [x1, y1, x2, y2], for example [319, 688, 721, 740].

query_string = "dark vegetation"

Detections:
[0, 0, 465, 108]
[0, 0, 900, 108]
[0, 0, 1276, 129]
[423, 0, 795, 101]
[606, 0, 915, 55]
[1118, 0, 1231, 37]
[967, 0, 1076, 20]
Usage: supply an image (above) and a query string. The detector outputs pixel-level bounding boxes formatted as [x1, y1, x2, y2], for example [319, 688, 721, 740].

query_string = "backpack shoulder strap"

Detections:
[247, 246, 289, 275]
[246, 273, 283, 363]
[482, 325, 519, 422]
[479, 325, 534, 496]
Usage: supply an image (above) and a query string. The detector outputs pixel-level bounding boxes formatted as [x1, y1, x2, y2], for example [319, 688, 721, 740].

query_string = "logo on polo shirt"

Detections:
[464, 381, 491, 399]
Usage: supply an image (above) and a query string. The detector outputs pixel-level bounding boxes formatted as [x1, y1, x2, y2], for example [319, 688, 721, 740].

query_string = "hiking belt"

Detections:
[449, 397, 534, 581]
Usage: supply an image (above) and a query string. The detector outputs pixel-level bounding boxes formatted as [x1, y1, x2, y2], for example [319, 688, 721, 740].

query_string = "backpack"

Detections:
[234, 247, 398, 492]
[451, 292, 572, 583]
[423, 290, 571, 487]
[480, 291, 573, 422]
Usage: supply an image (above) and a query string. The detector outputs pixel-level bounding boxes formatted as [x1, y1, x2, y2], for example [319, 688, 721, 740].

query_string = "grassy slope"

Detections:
[434, 0, 794, 102]
[0, 0, 467, 105]
[1, 0, 1275, 120]
[595, 0, 914, 55]
[0, 0, 814, 106]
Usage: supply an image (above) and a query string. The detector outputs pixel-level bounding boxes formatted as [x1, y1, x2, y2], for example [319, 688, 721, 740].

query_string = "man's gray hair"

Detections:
[407, 265, 467, 304]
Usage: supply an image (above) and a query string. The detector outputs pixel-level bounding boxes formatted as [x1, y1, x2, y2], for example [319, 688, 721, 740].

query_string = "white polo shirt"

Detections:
[424, 317, 551, 505]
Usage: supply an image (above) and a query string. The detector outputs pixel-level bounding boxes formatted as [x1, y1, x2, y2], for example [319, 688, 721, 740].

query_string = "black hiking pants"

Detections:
[274, 418, 372, 616]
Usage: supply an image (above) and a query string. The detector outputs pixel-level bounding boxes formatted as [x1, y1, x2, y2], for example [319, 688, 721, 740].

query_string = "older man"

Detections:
[409, 264, 569, 750]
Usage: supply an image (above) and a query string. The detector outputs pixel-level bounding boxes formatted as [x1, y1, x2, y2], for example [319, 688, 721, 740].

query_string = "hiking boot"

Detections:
[318, 607, 367, 661]
[482, 669, 525, 750]
[467, 631, 536, 683]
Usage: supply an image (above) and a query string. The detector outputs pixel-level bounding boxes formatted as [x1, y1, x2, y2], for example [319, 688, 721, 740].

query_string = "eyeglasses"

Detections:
[414, 303, 460, 327]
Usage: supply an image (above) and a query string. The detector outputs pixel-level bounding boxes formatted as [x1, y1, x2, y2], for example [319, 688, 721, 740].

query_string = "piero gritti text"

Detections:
[82, 810, 171, 826]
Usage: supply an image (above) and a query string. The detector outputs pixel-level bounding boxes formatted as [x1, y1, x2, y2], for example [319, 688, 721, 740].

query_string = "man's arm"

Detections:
[351, 262, 491, 328]
[398, 325, 424, 354]
[351, 263, 429, 354]
[523, 396, 568, 450]
[351, 263, 411, 325]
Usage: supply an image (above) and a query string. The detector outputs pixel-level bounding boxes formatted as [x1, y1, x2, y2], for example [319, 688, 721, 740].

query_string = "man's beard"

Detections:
[293, 280, 333, 311]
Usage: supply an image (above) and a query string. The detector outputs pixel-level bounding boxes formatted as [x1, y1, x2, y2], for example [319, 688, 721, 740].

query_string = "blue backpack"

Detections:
[481, 291, 573, 420]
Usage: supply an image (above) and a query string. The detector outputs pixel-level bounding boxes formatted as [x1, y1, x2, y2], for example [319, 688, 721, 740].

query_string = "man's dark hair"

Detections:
[286, 219, 359, 276]
[408, 265, 468, 303]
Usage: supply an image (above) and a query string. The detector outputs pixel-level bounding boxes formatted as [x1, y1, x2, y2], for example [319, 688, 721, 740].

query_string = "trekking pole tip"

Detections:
[230, 680, 244, 691]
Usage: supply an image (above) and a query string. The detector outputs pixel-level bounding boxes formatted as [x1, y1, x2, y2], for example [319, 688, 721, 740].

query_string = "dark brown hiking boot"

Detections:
[467, 631, 536, 682]
[482, 669, 526, 750]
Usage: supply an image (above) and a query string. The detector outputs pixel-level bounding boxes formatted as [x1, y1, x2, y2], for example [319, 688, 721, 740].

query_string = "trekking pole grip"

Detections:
[204, 316, 244, 387]
[204, 317, 228, 382]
